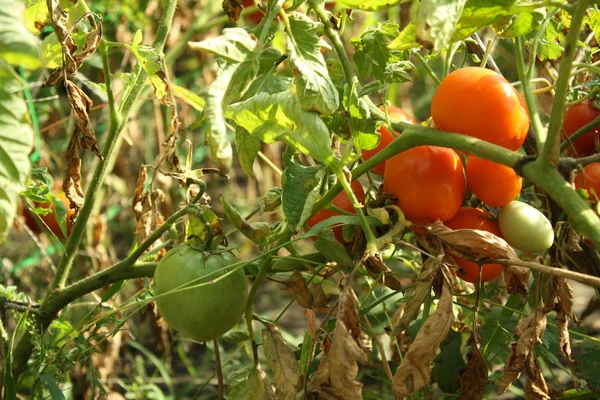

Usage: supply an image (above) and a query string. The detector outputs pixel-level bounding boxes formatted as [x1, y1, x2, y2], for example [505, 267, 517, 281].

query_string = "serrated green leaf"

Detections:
[226, 91, 338, 167]
[281, 158, 326, 231]
[494, 9, 545, 37]
[228, 365, 268, 400]
[537, 18, 564, 61]
[0, 66, 34, 245]
[352, 21, 402, 82]
[287, 13, 339, 115]
[0, 0, 42, 69]
[345, 83, 378, 151]
[188, 27, 258, 63]
[415, 0, 467, 51]
[129, 30, 170, 105]
[335, 0, 404, 11]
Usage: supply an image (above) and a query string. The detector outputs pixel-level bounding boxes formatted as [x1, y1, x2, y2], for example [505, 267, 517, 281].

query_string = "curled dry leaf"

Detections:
[392, 283, 454, 398]
[458, 335, 488, 400]
[556, 221, 583, 253]
[223, 0, 245, 22]
[525, 348, 550, 400]
[280, 271, 330, 310]
[131, 166, 166, 257]
[310, 287, 371, 400]
[364, 253, 404, 290]
[391, 254, 443, 336]
[556, 278, 575, 363]
[498, 303, 548, 394]
[262, 323, 302, 400]
[426, 221, 529, 295]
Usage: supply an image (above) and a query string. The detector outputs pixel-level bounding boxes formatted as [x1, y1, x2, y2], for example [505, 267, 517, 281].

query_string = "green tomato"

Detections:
[154, 244, 248, 342]
[498, 201, 554, 253]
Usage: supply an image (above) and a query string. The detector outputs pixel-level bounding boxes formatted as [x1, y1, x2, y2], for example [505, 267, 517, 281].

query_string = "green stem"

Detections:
[99, 40, 121, 129]
[414, 52, 441, 86]
[515, 36, 545, 149]
[539, 0, 590, 165]
[559, 114, 600, 153]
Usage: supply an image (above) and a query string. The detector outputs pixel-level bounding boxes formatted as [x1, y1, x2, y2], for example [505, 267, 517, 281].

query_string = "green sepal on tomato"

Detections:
[306, 180, 365, 243]
[153, 244, 248, 343]
[445, 207, 504, 283]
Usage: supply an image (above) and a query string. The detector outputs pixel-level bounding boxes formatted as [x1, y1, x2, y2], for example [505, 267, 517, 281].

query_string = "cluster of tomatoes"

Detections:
[310, 67, 599, 284]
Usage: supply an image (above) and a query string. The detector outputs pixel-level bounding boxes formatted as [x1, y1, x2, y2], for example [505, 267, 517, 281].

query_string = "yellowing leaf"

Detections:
[262, 323, 302, 400]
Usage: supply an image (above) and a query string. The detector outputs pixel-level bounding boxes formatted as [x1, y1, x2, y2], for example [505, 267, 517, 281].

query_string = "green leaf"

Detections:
[191, 28, 260, 172]
[351, 21, 403, 82]
[221, 330, 250, 343]
[287, 13, 339, 115]
[493, 9, 545, 37]
[589, 9, 600, 45]
[0, 66, 34, 245]
[234, 126, 261, 178]
[129, 30, 170, 104]
[260, 187, 282, 212]
[415, 0, 468, 51]
[388, 22, 419, 50]
[344, 83, 378, 151]
[24, 0, 49, 35]
[39, 372, 66, 400]
[431, 330, 466, 393]
[228, 365, 269, 400]
[281, 157, 326, 231]
[537, 18, 564, 61]
[0, 0, 42, 69]
[313, 229, 353, 267]
[226, 91, 338, 167]
[221, 195, 270, 245]
[335, 0, 404, 11]
[576, 349, 600, 389]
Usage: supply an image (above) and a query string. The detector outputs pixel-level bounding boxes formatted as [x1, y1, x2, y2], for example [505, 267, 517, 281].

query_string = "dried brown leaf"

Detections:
[310, 335, 332, 389]
[391, 256, 442, 335]
[392, 283, 454, 398]
[556, 221, 583, 253]
[525, 349, 550, 400]
[63, 134, 85, 227]
[281, 270, 313, 309]
[262, 323, 302, 400]
[458, 336, 488, 400]
[498, 304, 548, 394]
[557, 278, 575, 363]
[310, 283, 330, 310]
[223, 0, 245, 22]
[364, 254, 404, 290]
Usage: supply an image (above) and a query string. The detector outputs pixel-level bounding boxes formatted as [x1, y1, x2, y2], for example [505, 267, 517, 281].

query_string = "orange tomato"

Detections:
[25, 191, 74, 239]
[575, 162, 600, 201]
[306, 180, 365, 243]
[361, 106, 416, 176]
[445, 207, 503, 283]
[466, 156, 522, 207]
[383, 146, 465, 226]
[242, 0, 263, 25]
[562, 100, 600, 157]
[431, 67, 530, 151]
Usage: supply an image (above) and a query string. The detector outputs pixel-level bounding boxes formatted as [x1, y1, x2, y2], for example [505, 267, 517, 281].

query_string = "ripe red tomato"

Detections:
[383, 146, 465, 226]
[306, 180, 365, 243]
[431, 67, 530, 151]
[242, 0, 263, 25]
[466, 156, 522, 207]
[575, 162, 600, 201]
[562, 100, 600, 156]
[361, 106, 416, 176]
[445, 207, 503, 283]
[24, 191, 74, 239]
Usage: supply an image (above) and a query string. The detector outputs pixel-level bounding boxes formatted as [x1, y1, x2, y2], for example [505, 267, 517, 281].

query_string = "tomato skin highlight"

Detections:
[498, 201, 554, 253]
[445, 207, 504, 283]
[562, 101, 600, 157]
[383, 146, 465, 226]
[466, 156, 522, 207]
[306, 180, 365, 243]
[361, 106, 416, 176]
[575, 162, 600, 200]
[431, 67, 530, 151]
[154, 244, 248, 343]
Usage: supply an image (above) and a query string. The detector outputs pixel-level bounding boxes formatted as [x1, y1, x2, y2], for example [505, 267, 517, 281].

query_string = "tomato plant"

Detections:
[466, 156, 522, 207]
[431, 67, 530, 151]
[562, 100, 600, 156]
[383, 146, 465, 226]
[498, 201, 554, 253]
[575, 162, 600, 201]
[306, 180, 365, 242]
[153, 244, 248, 343]
[445, 207, 504, 283]
[361, 106, 416, 176]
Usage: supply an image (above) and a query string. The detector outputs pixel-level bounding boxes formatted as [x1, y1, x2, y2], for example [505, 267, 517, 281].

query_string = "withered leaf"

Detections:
[391, 255, 442, 335]
[262, 323, 302, 400]
[557, 278, 575, 363]
[458, 336, 488, 400]
[65, 81, 102, 158]
[63, 133, 85, 226]
[498, 304, 548, 394]
[310, 287, 371, 400]
[364, 253, 404, 290]
[281, 270, 313, 309]
[525, 349, 550, 400]
[392, 283, 454, 398]
[223, 0, 246, 22]
[428, 221, 530, 295]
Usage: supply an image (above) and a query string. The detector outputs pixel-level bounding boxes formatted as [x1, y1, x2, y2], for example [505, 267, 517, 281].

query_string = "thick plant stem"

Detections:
[539, 0, 590, 165]
[515, 37, 545, 149]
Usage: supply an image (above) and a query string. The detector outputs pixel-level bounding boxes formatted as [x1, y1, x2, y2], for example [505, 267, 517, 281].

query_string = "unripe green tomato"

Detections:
[498, 201, 554, 253]
[154, 244, 248, 342]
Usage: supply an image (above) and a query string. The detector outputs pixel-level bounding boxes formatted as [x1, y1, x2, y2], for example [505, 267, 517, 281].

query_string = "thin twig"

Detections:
[213, 339, 225, 400]
[493, 259, 600, 287]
